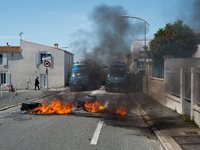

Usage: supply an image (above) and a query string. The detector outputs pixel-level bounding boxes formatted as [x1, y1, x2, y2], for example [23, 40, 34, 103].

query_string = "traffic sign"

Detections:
[137, 61, 144, 68]
[44, 60, 50, 67]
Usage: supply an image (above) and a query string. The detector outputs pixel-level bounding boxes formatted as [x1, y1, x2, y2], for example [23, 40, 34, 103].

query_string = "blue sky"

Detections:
[0, 0, 198, 61]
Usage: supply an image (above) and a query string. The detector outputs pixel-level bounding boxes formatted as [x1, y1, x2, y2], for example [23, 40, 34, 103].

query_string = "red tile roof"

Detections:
[0, 46, 21, 53]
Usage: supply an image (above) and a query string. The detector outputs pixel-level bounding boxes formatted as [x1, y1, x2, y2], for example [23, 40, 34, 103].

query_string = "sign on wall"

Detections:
[137, 61, 144, 68]
[42, 52, 51, 63]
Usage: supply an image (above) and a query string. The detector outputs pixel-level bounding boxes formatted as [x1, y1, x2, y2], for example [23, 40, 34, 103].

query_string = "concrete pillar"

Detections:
[180, 68, 185, 114]
[191, 68, 199, 118]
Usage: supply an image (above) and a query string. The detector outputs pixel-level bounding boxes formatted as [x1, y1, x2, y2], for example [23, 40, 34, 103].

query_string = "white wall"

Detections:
[164, 58, 200, 71]
[195, 44, 200, 58]
[130, 39, 152, 74]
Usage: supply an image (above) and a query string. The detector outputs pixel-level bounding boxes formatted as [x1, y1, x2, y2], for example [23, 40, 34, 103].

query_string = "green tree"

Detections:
[147, 20, 200, 64]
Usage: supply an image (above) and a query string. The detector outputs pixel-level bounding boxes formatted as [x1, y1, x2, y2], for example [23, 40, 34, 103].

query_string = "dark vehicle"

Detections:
[69, 62, 103, 91]
[69, 62, 90, 91]
[105, 61, 127, 92]
[100, 65, 108, 85]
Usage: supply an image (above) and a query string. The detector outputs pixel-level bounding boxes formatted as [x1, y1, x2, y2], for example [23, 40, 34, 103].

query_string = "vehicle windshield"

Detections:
[108, 70, 126, 77]
[71, 70, 89, 77]
[76, 65, 88, 69]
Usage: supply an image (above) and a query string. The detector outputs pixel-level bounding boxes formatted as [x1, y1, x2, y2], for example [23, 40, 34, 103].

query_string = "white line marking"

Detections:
[90, 120, 104, 145]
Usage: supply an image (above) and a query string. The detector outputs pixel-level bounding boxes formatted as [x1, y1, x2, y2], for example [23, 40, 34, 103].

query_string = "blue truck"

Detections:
[69, 62, 90, 91]
[105, 61, 127, 92]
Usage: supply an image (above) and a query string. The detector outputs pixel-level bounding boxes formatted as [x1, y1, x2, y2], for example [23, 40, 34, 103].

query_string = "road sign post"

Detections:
[44, 60, 50, 91]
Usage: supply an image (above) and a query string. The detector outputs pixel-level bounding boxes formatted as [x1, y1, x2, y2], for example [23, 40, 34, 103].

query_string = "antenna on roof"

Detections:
[19, 32, 23, 40]
[60, 47, 68, 49]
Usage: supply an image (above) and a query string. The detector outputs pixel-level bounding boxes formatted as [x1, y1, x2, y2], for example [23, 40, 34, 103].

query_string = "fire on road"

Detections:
[30, 96, 129, 116]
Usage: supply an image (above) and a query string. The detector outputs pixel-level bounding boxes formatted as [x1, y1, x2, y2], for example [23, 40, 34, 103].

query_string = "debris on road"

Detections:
[21, 101, 41, 111]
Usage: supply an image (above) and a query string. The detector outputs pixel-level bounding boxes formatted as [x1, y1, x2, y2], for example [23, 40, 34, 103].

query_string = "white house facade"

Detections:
[0, 40, 74, 89]
[129, 39, 152, 74]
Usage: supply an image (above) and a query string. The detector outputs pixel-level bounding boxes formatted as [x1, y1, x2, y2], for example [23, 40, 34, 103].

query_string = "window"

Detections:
[40, 53, 49, 64]
[0, 54, 2, 65]
[41, 52, 51, 64]
[40, 53, 44, 64]
[35, 52, 51, 65]
[0, 53, 7, 65]
[0, 73, 6, 84]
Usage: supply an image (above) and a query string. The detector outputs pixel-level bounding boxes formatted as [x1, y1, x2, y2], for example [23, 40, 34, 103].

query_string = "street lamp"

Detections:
[121, 15, 150, 71]
[19, 32, 23, 39]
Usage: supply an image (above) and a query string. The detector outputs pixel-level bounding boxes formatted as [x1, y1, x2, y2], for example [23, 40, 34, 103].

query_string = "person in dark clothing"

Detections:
[35, 77, 40, 90]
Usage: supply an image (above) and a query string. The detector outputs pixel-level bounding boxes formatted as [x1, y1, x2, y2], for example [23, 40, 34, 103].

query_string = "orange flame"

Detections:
[84, 98, 105, 113]
[31, 98, 75, 114]
[84, 99, 128, 116]
[107, 105, 128, 116]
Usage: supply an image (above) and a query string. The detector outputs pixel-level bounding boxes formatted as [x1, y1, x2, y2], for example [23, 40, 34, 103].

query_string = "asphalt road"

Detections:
[0, 89, 162, 150]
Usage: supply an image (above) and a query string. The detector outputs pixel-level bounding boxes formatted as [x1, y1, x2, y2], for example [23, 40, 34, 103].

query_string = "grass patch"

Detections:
[169, 108, 198, 127]
[179, 115, 198, 127]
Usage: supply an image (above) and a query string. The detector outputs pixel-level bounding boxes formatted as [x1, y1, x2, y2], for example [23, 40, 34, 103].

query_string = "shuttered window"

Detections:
[3, 53, 7, 65]
[6, 73, 10, 85]
[0, 73, 6, 84]
[0, 54, 2, 65]
[0, 53, 7, 65]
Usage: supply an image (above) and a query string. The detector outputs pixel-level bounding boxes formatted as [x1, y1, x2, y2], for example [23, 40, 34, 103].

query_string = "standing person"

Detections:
[35, 76, 40, 90]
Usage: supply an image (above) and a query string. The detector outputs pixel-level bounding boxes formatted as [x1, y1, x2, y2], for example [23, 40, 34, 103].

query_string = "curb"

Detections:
[129, 93, 173, 150]
[0, 91, 61, 112]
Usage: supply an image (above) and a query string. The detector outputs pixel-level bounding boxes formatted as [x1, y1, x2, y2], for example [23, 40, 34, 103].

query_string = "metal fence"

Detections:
[152, 64, 164, 78]
[185, 72, 191, 100]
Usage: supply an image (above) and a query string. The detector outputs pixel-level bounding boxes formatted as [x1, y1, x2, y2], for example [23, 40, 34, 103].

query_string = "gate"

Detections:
[127, 71, 144, 92]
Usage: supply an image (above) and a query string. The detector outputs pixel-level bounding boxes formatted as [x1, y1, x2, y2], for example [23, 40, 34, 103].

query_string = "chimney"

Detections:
[54, 43, 58, 49]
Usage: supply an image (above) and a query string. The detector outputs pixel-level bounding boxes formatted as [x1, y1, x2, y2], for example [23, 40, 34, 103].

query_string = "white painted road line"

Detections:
[90, 120, 104, 145]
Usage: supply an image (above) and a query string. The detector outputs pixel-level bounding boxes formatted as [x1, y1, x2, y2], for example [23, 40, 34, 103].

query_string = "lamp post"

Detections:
[19, 32, 23, 40]
[121, 15, 150, 71]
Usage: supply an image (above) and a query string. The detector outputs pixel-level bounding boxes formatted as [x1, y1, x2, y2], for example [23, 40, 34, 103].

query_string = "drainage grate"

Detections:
[13, 117, 32, 121]
[172, 135, 200, 150]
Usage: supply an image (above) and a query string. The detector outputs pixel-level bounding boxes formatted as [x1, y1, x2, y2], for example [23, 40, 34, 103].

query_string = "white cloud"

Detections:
[0, 36, 19, 39]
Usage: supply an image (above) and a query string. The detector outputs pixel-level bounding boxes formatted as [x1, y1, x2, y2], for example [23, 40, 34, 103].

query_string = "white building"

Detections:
[129, 39, 152, 74]
[0, 40, 74, 89]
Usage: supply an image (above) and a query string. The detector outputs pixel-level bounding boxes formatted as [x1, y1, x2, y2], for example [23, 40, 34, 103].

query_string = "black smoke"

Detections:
[177, 0, 200, 32]
[69, 4, 144, 65]
[191, 0, 200, 32]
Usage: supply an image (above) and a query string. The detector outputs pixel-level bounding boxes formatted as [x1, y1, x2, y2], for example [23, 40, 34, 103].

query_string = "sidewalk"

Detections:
[130, 92, 200, 150]
[0, 87, 69, 111]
